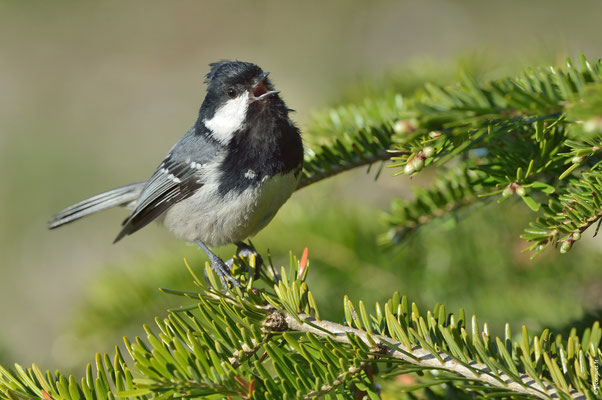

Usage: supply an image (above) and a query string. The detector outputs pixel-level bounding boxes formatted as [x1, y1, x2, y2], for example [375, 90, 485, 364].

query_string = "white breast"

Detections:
[161, 169, 299, 246]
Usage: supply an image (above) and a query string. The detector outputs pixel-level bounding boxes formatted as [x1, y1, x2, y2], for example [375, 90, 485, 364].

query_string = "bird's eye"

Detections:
[226, 88, 236, 98]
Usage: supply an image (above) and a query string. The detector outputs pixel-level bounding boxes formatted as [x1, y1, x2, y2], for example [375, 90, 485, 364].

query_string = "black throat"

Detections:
[215, 105, 303, 195]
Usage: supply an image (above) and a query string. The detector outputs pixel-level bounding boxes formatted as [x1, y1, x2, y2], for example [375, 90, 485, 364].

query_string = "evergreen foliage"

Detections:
[302, 55, 602, 256]
[1, 253, 600, 399]
[2, 56, 602, 399]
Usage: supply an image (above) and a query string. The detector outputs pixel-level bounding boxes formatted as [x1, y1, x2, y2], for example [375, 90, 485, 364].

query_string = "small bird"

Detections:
[49, 61, 304, 287]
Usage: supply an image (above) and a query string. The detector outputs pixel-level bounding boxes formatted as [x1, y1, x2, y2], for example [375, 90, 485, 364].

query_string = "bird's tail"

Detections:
[48, 181, 146, 229]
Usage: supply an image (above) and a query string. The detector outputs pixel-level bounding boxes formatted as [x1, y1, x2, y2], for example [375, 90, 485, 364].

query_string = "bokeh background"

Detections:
[1, 0, 602, 374]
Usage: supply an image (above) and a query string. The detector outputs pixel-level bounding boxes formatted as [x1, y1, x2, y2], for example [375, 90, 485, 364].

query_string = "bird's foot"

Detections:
[196, 241, 241, 290]
[226, 241, 263, 280]
[208, 257, 241, 289]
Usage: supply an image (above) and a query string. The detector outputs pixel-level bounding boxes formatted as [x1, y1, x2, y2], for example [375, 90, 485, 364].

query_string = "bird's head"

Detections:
[205, 61, 280, 104]
[199, 61, 284, 143]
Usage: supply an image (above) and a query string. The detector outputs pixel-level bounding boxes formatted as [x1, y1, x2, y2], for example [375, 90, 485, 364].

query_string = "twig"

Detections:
[224, 334, 271, 369]
[297, 149, 391, 190]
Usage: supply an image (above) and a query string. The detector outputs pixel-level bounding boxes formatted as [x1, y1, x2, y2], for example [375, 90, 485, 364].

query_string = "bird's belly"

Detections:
[161, 171, 299, 246]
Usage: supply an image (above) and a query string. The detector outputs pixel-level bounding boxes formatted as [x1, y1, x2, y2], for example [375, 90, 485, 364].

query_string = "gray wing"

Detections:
[114, 130, 221, 243]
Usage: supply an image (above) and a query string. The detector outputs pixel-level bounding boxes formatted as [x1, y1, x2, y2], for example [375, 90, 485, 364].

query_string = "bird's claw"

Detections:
[228, 242, 263, 280]
[208, 258, 241, 290]
[196, 240, 241, 290]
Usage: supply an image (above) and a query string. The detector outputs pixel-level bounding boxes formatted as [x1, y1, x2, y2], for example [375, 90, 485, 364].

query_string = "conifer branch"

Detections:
[273, 311, 580, 400]
[381, 165, 485, 245]
[298, 127, 395, 190]
[298, 56, 602, 255]
[0, 251, 600, 399]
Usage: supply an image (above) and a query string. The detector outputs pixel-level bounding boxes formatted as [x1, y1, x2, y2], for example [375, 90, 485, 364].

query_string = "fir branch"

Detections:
[522, 169, 602, 255]
[1, 250, 601, 399]
[297, 125, 397, 190]
[297, 56, 602, 255]
[381, 166, 485, 245]
[273, 311, 575, 400]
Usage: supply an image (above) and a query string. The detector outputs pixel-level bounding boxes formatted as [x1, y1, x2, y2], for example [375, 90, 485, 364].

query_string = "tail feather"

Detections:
[49, 181, 146, 229]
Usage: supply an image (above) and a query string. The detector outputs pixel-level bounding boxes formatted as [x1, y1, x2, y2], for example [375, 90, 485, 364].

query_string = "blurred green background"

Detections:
[1, 0, 602, 374]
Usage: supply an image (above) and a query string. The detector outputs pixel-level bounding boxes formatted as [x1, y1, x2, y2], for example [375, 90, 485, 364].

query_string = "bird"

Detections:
[49, 61, 304, 287]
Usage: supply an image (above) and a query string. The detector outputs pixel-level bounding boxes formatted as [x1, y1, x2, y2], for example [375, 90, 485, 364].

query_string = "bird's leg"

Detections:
[196, 241, 241, 288]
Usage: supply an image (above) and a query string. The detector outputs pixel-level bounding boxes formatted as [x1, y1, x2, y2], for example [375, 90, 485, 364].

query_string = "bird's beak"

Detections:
[250, 72, 280, 103]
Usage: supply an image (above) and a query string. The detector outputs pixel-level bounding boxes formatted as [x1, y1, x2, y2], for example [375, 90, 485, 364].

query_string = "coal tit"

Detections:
[49, 61, 304, 287]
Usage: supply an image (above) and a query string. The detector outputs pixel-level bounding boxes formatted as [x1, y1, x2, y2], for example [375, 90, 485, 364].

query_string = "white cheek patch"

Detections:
[203, 94, 248, 144]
